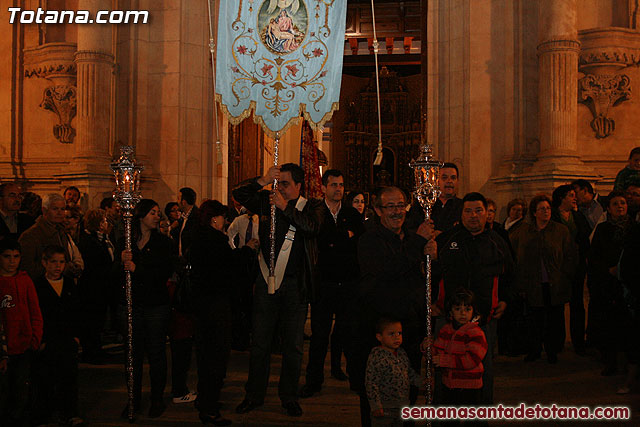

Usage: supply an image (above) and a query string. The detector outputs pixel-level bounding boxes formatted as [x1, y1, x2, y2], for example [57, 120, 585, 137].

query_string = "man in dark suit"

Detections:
[171, 187, 199, 259]
[0, 183, 34, 241]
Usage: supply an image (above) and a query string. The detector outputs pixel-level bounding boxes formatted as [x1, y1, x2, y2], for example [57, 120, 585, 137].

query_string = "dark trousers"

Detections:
[79, 290, 107, 360]
[244, 275, 307, 404]
[526, 284, 565, 357]
[0, 352, 31, 426]
[170, 337, 193, 397]
[194, 296, 231, 413]
[305, 281, 352, 387]
[569, 275, 586, 350]
[31, 339, 79, 424]
[440, 386, 484, 426]
[118, 304, 171, 405]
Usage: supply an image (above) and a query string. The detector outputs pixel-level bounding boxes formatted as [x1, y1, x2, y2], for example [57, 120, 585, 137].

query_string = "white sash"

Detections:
[258, 197, 308, 294]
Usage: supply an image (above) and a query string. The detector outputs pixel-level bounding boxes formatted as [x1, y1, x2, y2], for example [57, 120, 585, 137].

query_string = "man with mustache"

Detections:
[433, 192, 514, 405]
[432, 162, 463, 237]
[353, 186, 437, 426]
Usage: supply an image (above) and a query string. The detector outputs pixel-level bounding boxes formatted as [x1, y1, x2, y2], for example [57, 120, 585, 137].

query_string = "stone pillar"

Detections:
[74, 0, 113, 162]
[535, 0, 583, 170]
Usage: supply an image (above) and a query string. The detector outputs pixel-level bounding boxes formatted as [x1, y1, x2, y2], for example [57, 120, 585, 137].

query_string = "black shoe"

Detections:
[299, 384, 321, 398]
[601, 366, 617, 376]
[524, 353, 540, 362]
[59, 416, 85, 426]
[200, 411, 233, 426]
[282, 401, 303, 417]
[149, 401, 166, 418]
[574, 346, 587, 356]
[547, 353, 558, 364]
[120, 403, 141, 420]
[235, 398, 263, 414]
[331, 370, 348, 381]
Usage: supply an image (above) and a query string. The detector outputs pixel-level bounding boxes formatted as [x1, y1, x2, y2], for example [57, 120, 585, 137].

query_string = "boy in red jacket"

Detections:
[0, 239, 43, 425]
[432, 288, 487, 407]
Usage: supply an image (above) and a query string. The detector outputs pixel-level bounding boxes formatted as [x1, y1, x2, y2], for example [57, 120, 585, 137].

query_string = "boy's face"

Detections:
[0, 250, 20, 276]
[451, 304, 473, 325]
[42, 253, 66, 279]
[376, 321, 403, 351]
[629, 154, 640, 170]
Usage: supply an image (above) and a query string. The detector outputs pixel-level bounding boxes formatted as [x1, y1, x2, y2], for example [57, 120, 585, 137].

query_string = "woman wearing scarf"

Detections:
[587, 190, 634, 376]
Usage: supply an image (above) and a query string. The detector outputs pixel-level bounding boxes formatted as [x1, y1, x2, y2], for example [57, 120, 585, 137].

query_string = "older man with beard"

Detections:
[352, 186, 436, 426]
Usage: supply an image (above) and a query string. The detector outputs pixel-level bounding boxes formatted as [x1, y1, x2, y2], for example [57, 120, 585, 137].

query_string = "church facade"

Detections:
[1, 0, 638, 214]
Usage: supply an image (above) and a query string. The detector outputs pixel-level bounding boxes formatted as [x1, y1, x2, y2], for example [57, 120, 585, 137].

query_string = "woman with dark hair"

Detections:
[551, 184, 590, 355]
[77, 209, 115, 364]
[165, 202, 181, 234]
[587, 190, 633, 376]
[345, 190, 366, 220]
[503, 198, 526, 234]
[510, 194, 576, 364]
[119, 199, 175, 419]
[190, 199, 258, 425]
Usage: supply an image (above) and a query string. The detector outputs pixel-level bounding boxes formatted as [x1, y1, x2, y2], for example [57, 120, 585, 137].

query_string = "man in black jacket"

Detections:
[300, 169, 364, 398]
[354, 186, 436, 426]
[433, 192, 514, 405]
[0, 183, 33, 241]
[171, 187, 199, 259]
[234, 163, 324, 417]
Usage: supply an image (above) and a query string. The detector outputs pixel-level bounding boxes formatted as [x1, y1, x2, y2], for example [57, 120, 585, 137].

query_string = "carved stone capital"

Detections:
[537, 39, 581, 56]
[40, 85, 77, 144]
[578, 74, 631, 139]
[23, 42, 77, 84]
[578, 28, 640, 74]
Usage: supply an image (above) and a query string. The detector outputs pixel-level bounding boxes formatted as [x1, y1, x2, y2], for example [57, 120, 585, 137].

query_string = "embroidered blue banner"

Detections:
[216, 0, 346, 137]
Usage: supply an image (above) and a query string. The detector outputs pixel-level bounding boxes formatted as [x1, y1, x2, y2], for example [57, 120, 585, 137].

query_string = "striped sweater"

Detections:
[433, 321, 487, 389]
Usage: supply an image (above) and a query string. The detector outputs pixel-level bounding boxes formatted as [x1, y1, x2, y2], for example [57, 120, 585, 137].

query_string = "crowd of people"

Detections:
[0, 146, 638, 426]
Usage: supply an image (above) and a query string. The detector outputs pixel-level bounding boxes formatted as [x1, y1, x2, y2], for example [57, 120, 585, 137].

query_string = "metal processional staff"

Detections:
[111, 146, 144, 423]
[409, 142, 442, 412]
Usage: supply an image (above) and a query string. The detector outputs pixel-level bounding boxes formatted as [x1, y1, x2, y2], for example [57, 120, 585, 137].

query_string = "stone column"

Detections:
[74, 0, 113, 161]
[536, 0, 583, 169]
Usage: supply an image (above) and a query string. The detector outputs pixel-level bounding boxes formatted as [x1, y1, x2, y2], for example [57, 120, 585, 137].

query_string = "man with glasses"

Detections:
[433, 192, 514, 405]
[0, 183, 33, 241]
[353, 186, 436, 426]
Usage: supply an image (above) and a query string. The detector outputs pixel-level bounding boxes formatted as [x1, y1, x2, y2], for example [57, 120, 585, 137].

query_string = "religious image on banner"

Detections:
[299, 120, 322, 199]
[216, 0, 347, 138]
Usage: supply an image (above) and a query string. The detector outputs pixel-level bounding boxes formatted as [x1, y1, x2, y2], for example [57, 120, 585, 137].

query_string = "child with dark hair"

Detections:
[0, 239, 43, 425]
[365, 317, 422, 426]
[31, 245, 84, 426]
[432, 288, 487, 407]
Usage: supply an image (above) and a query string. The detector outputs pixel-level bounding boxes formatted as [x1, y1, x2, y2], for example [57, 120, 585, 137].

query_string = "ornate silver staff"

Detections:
[409, 142, 442, 410]
[268, 132, 280, 294]
[111, 146, 144, 422]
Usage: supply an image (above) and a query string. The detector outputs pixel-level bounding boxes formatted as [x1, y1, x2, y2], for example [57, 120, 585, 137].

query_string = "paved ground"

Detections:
[68, 343, 639, 426]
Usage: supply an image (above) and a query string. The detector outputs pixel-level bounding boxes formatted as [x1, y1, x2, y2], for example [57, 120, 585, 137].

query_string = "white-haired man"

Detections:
[18, 194, 83, 280]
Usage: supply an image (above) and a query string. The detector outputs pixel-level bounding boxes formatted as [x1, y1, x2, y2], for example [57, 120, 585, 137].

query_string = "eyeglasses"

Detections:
[536, 206, 552, 212]
[380, 204, 406, 211]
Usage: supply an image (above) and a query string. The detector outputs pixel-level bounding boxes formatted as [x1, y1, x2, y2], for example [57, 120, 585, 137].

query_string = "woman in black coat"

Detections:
[77, 209, 115, 363]
[120, 199, 175, 419]
[588, 191, 633, 376]
[190, 200, 258, 425]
